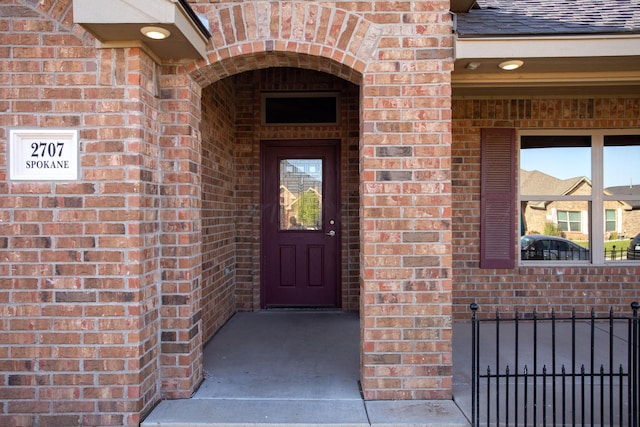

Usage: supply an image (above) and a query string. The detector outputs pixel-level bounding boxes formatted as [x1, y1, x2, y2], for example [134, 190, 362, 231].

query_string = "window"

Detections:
[279, 159, 323, 230]
[262, 92, 339, 125]
[605, 209, 617, 232]
[479, 129, 640, 267]
[518, 130, 640, 264]
[557, 211, 582, 232]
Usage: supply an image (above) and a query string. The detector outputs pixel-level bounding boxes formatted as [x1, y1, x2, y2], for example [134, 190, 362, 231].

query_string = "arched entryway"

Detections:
[194, 63, 364, 406]
[198, 66, 361, 329]
[156, 0, 375, 398]
[157, 0, 454, 404]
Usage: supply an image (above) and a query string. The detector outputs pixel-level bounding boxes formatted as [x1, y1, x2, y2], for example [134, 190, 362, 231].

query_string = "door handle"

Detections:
[326, 230, 336, 237]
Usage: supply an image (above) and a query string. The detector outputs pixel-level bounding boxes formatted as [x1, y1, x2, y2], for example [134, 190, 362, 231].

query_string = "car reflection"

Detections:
[521, 235, 590, 261]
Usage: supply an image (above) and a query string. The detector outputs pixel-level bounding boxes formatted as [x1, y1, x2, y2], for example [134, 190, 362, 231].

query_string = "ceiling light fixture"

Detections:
[498, 60, 524, 71]
[141, 26, 171, 40]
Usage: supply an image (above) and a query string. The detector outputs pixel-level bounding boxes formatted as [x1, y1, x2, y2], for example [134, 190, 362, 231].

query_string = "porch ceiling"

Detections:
[452, 33, 640, 98]
[72, 0, 211, 60]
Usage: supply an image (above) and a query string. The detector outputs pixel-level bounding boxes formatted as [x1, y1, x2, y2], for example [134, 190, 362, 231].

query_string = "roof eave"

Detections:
[73, 0, 211, 60]
[455, 33, 640, 59]
[453, 34, 640, 97]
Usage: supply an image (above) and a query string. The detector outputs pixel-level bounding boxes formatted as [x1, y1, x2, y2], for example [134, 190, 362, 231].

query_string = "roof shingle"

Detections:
[520, 169, 588, 197]
[456, 0, 640, 37]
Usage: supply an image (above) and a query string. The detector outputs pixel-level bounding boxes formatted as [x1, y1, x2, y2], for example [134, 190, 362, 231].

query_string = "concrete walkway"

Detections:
[142, 311, 471, 426]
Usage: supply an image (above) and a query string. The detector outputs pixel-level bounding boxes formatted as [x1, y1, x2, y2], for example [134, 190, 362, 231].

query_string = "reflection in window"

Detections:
[603, 204, 629, 260]
[279, 159, 322, 231]
[604, 136, 640, 190]
[557, 210, 581, 232]
[603, 136, 640, 261]
[520, 136, 591, 262]
[520, 136, 591, 196]
[520, 132, 640, 263]
[520, 199, 590, 261]
[521, 234, 590, 261]
[605, 209, 617, 232]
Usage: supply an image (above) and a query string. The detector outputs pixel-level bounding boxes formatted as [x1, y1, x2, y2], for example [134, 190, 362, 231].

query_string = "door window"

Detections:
[279, 159, 323, 231]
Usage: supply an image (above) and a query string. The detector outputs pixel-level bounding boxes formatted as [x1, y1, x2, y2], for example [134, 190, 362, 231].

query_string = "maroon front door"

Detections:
[261, 140, 340, 307]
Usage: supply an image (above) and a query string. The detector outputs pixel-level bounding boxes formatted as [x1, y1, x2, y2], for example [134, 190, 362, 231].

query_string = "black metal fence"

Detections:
[471, 302, 639, 426]
[604, 246, 632, 260]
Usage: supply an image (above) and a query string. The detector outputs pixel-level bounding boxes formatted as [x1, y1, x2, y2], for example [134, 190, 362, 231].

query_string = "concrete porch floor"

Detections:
[142, 310, 471, 426]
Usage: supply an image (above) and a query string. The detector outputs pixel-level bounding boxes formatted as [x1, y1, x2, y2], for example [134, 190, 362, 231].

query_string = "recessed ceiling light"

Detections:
[141, 26, 171, 40]
[499, 60, 524, 71]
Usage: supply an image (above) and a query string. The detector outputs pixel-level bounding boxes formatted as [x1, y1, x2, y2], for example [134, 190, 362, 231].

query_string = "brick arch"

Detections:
[186, 1, 382, 85]
[158, 2, 378, 399]
[159, 1, 383, 400]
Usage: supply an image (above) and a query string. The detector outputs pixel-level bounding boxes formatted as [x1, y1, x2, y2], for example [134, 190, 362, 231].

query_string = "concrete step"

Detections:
[141, 399, 470, 427]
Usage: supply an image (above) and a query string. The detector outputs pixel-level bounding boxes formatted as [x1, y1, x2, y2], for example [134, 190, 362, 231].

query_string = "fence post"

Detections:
[533, 309, 538, 427]
[515, 309, 519, 426]
[495, 309, 500, 425]
[632, 301, 639, 427]
[470, 303, 478, 427]
[571, 308, 576, 426]
[609, 307, 614, 427]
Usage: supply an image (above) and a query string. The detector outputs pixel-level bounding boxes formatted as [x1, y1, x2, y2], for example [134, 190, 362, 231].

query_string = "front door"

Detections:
[261, 140, 340, 307]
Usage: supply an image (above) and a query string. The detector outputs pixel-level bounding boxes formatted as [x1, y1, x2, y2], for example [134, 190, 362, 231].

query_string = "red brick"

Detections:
[1, 0, 459, 423]
[452, 97, 640, 320]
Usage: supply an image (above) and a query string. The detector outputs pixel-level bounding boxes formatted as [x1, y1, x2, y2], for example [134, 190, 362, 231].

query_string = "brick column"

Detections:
[0, 38, 163, 424]
[119, 48, 163, 421]
[157, 68, 204, 398]
[82, 46, 164, 425]
[359, 0, 454, 400]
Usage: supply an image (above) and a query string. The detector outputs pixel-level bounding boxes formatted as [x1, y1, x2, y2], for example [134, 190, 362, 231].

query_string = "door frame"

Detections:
[259, 139, 342, 309]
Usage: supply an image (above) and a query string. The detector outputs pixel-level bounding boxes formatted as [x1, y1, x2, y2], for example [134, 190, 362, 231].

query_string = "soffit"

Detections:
[453, 37, 640, 97]
[452, 0, 640, 97]
[72, 0, 211, 60]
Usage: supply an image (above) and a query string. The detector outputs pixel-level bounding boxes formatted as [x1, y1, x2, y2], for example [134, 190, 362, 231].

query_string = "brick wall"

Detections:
[1, 0, 163, 424]
[149, 0, 454, 403]
[156, 69, 203, 400]
[199, 79, 238, 345]
[1, 0, 455, 424]
[452, 97, 640, 320]
[183, 0, 454, 400]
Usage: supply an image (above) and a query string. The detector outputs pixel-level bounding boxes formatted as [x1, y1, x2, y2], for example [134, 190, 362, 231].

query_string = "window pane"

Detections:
[520, 142, 591, 196]
[603, 136, 640, 189]
[279, 159, 323, 230]
[604, 136, 640, 262]
[605, 209, 617, 232]
[557, 211, 568, 231]
[557, 210, 582, 232]
[604, 202, 640, 261]
[521, 135, 591, 149]
[520, 134, 640, 264]
[569, 211, 581, 231]
[521, 199, 590, 260]
[265, 95, 337, 124]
